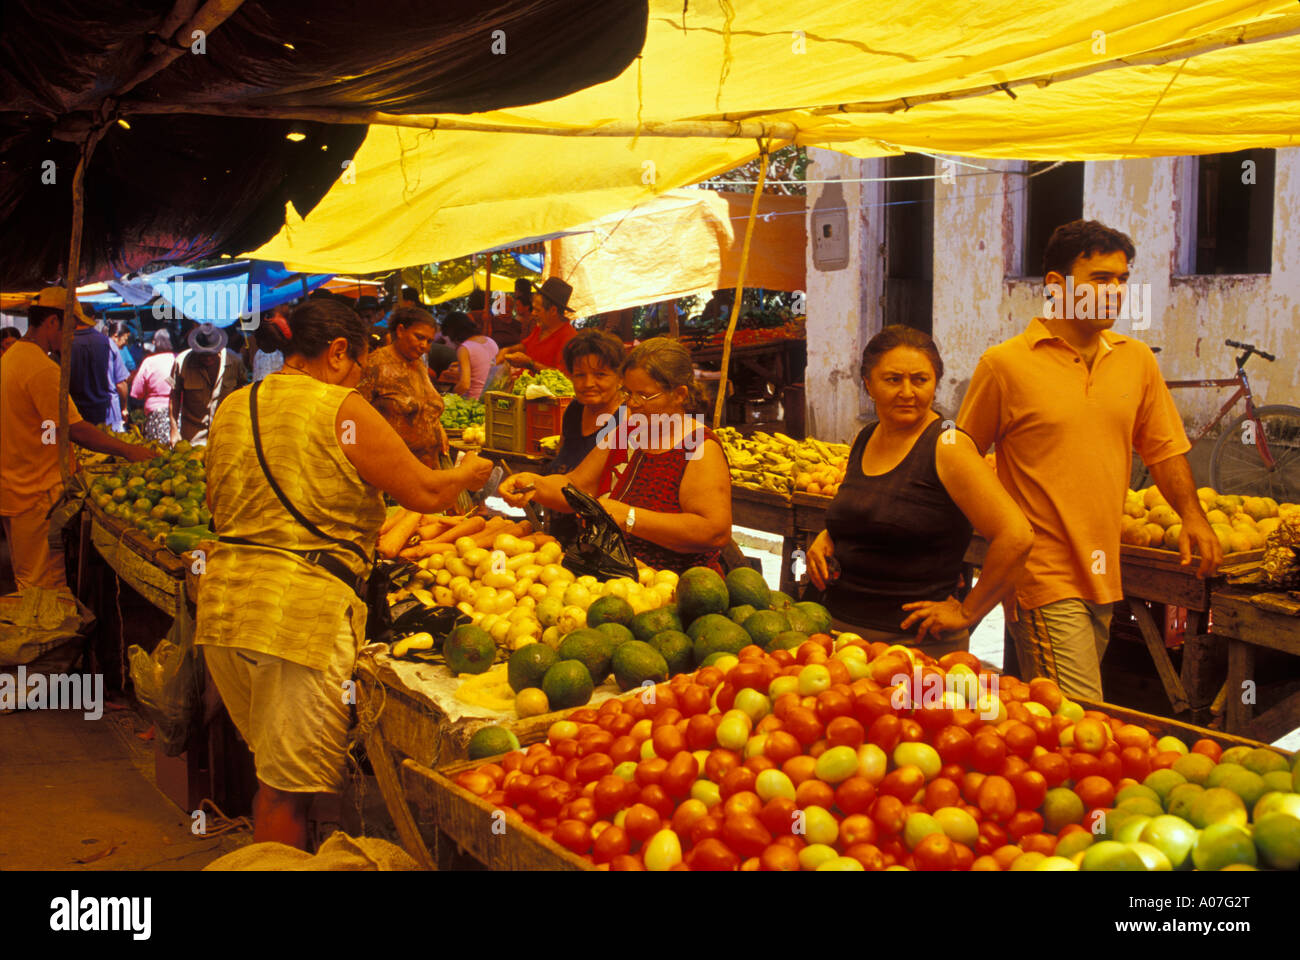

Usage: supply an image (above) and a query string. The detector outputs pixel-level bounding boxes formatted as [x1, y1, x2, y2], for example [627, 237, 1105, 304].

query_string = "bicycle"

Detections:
[1130, 339, 1300, 501]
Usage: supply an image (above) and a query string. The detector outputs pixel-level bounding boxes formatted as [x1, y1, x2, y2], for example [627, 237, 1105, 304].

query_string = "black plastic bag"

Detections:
[558, 484, 639, 581]
[365, 558, 410, 643]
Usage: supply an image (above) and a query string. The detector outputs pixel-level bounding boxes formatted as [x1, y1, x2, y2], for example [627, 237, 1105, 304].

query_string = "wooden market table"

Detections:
[1205, 586, 1300, 741]
[1118, 545, 1263, 720]
[385, 683, 1291, 871]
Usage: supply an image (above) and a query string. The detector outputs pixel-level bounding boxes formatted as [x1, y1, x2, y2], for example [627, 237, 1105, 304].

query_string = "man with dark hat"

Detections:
[499, 277, 578, 374]
[170, 322, 247, 445]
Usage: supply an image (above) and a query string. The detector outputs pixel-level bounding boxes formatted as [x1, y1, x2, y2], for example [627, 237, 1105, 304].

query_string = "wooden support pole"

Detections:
[712, 144, 770, 430]
[57, 128, 106, 485]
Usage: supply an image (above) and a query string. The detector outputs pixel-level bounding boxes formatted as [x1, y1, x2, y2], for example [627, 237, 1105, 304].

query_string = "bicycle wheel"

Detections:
[1209, 404, 1300, 500]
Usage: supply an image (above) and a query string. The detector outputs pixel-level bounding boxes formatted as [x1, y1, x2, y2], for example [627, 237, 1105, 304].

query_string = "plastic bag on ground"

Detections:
[127, 602, 200, 756]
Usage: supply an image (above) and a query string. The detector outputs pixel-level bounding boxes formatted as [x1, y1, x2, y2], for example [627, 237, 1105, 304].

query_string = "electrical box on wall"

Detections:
[811, 179, 849, 271]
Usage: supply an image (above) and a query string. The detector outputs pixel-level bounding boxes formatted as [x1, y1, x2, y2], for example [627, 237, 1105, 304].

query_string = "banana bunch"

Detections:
[454, 664, 516, 712]
[717, 428, 849, 497]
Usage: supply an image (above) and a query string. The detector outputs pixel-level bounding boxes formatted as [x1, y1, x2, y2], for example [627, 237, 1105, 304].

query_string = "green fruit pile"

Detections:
[441, 393, 485, 430]
[88, 440, 210, 551]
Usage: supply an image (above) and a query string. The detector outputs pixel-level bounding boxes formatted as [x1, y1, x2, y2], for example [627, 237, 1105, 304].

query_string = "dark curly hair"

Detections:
[440, 310, 479, 343]
[860, 325, 944, 381]
[287, 299, 369, 361]
[1042, 219, 1136, 279]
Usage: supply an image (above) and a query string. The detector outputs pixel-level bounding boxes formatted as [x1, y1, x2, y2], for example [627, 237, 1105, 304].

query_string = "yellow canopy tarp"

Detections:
[249, 0, 1300, 274]
[429, 267, 530, 305]
[544, 189, 804, 316]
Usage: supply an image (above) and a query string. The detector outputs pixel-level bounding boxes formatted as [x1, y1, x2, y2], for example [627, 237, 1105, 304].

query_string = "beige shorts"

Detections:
[1, 486, 66, 591]
[1006, 598, 1114, 701]
[202, 614, 358, 794]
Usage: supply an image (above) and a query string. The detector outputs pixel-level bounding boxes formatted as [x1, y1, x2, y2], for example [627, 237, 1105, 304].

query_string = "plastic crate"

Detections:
[525, 396, 573, 456]
[483, 391, 525, 453]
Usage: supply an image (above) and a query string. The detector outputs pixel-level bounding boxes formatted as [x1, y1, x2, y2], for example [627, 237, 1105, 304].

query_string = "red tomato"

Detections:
[1068, 751, 1102, 783]
[723, 790, 763, 820]
[689, 815, 724, 847]
[879, 765, 926, 802]
[575, 753, 614, 784]
[1075, 775, 1115, 810]
[1120, 746, 1151, 781]
[839, 814, 877, 847]
[795, 778, 836, 811]
[785, 707, 824, 746]
[1097, 750, 1123, 784]
[661, 751, 700, 798]
[553, 819, 592, 854]
[1151, 750, 1182, 770]
[537, 755, 566, 778]
[998, 755, 1030, 779]
[704, 748, 741, 783]
[1006, 809, 1044, 841]
[867, 714, 902, 752]
[592, 824, 630, 863]
[824, 716, 866, 750]
[713, 682, 737, 713]
[815, 690, 854, 725]
[1011, 770, 1047, 811]
[635, 757, 668, 787]
[723, 814, 773, 858]
[563, 758, 582, 784]
[933, 725, 974, 765]
[914, 703, 952, 733]
[534, 784, 568, 817]
[559, 797, 597, 825]
[1018, 832, 1055, 856]
[670, 798, 710, 836]
[1191, 738, 1222, 763]
[834, 776, 877, 815]
[623, 803, 662, 845]
[578, 730, 614, 756]
[871, 795, 908, 835]
[970, 733, 1008, 773]
[782, 755, 818, 786]
[760, 796, 799, 837]
[1029, 751, 1070, 788]
[763, 731, 802, 766]
[1002, 721, 1038, 758]
[759, 843, 801, 872]
[898, 719, 925, 743]
[976, 775, 1017, 824]
[961, 771, 986, 805]
[853, 690, 895, 727]
[651, 725, 685, 760]
[593, 774, 631, 817]
[637, 784, 675, 820]
[952, 842, 975, 871]
[913, 832, 957, 871]
[692, 838, 741, 871]
[684, 714, 717, 751]
[720, 765, 757, 800]
[924, 778, 961, 812]
[609, 853, 645, 871]
[976, 821, 1008, 856]
[608, 713, 636, 737]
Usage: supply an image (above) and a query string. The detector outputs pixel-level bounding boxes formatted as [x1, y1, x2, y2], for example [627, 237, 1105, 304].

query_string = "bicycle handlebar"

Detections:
[1225, 339, 1276, 362]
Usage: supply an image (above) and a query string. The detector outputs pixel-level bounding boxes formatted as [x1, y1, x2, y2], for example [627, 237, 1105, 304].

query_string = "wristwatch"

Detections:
[625, 507, 637, 533]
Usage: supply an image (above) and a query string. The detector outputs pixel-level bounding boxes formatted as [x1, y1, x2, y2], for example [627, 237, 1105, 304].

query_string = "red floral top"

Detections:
[609, 424, 724, 575]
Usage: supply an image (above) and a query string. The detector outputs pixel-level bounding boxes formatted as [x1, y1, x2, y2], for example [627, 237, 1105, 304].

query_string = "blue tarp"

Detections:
[90, 261, 332, 327]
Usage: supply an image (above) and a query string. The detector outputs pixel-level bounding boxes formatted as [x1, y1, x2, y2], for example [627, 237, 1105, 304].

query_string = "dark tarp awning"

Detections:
[0, 0, 648, 289]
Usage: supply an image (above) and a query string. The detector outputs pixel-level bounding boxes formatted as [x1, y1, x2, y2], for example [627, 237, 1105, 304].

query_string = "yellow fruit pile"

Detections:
[1121, 486, 1297, 555]
[394, 534, 679, 653]
[717, 427, 849, 497]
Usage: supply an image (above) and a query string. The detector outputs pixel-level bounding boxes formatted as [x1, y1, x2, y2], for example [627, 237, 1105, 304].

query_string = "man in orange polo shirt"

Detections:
[499, 277, 578, 375]
[957, 220, 1221, 699]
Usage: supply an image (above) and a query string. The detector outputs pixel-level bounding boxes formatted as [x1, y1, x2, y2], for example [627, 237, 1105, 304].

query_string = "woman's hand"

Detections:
[503, 352, 533, 370]
[455, 451, 493, 491]
[499, 472, 541, 507]
[806, 529, 837, 591]
[899, 596, 972, 642]
[597, 495, 630, 528]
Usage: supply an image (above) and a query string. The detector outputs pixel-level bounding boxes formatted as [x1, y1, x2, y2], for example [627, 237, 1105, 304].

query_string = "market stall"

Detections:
[1207, 587, 1300, 741]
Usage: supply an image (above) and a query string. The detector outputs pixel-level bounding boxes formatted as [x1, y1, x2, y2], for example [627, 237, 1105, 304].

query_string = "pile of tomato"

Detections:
[453, 634, 1215, 870]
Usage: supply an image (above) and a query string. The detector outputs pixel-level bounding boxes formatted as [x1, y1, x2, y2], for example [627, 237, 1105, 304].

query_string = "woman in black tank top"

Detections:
[806, 327, 1033, 657]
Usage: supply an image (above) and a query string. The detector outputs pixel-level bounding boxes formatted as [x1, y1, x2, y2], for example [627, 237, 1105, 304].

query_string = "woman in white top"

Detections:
[442, 310, 499, 399]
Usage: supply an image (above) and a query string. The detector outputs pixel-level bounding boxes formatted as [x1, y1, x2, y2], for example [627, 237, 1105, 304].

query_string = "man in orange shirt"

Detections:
[499, 277, 578, 375]
[957, 221, 1220, 699]
[1, 290, 153, 591]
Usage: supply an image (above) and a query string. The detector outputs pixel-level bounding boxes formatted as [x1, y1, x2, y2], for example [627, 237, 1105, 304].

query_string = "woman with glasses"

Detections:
[500, 337, 732, 574]
[196, 298, 491, 850]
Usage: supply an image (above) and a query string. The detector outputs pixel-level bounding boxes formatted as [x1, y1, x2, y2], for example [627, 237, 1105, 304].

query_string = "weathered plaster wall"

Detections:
[807, 148, 1300, 435]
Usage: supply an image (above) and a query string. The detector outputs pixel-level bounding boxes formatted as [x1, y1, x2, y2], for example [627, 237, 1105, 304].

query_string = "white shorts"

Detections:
[202, 614, 358, 794]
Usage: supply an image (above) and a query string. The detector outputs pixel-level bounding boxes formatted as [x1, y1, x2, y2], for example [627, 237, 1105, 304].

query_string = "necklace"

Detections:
[280, 362, 310, 376]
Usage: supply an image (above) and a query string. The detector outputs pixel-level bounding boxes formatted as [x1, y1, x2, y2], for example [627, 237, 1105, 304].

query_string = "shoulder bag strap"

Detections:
[248, 380, 370, 566]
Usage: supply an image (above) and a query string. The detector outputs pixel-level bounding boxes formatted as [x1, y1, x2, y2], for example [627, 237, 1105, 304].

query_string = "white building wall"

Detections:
[806, 148, 1300, 435]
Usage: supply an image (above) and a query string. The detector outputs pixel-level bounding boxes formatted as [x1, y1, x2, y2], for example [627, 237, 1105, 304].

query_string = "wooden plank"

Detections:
[1122, 544, 1263, 571]
[1225, 640, 1257, 735]
[364, 728, 435, 870]
[1073, 696, 1292, 756]
[1211, 593, 1300, 656]
[1121, 563, 1211, 610]
[410, 761, 593, 871]
[730, 486, 795, 537]
[1122, 599, 1190, 714]
[1180, 632, 1224, 719]
[1240, 688, 1300, 746]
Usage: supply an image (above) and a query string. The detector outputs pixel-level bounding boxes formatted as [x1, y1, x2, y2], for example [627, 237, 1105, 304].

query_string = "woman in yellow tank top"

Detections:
[196, 299, 492, 849]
